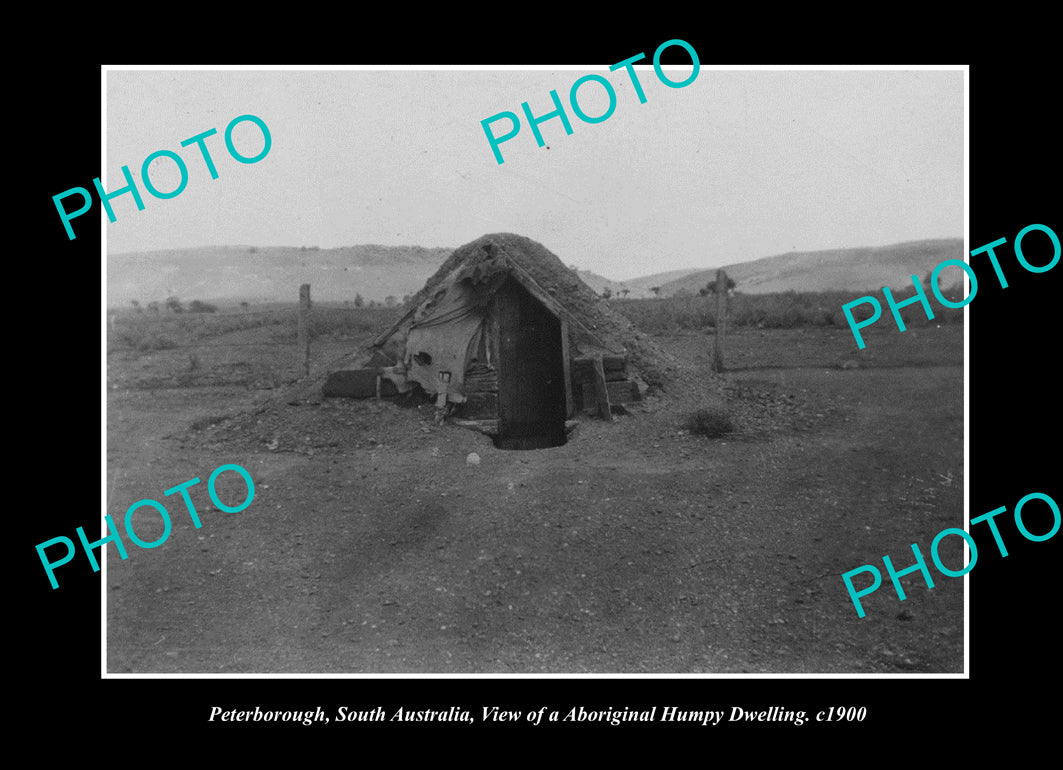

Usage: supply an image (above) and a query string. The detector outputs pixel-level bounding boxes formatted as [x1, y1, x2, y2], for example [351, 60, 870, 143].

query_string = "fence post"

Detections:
[298, 283, 311, 377]
[712, 269, 728, 373]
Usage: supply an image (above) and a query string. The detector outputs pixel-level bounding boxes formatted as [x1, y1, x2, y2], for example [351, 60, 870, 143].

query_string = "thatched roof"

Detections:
[372, 233, 681, 391]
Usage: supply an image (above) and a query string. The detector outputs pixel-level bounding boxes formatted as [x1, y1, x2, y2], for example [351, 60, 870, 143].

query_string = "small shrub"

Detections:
[134, 334, 177, 351]
[115, 329, 141, 348]
[686, 407, 735, 437]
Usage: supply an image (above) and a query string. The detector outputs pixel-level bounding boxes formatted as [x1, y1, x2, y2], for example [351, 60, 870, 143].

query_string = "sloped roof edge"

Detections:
[372, 234, 619, 352]
[362, 233, 680, 389]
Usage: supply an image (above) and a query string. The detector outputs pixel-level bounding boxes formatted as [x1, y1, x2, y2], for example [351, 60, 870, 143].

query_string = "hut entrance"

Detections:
[493, 278, 567, 450]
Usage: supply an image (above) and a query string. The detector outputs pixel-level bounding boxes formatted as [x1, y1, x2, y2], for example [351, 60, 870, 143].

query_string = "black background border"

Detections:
[20, 24, 1059, 747]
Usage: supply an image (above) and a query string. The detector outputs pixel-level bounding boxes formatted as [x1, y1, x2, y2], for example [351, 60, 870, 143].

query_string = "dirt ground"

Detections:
[105, 323, 964, 673]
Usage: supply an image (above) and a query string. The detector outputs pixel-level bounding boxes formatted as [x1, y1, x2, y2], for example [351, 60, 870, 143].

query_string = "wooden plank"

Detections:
[494, 278, 566, 442]
[571, 357, 595, 383]
[591, 355, 613, 421]
[451, 418, 499, 436]
[606, 380, 640, 403]
[322, 368, 399, 398]
[464, 376, 498, 393]
[580, 382, 596, 412]
[574, 355, 626, 376]
[560, 319, 574, 418]
[365, 348, 396, 367]
[464, 362, 498, 393]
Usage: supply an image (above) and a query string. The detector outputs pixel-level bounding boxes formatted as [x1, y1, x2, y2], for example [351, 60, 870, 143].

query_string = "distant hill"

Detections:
[108, 237, 966, 308]
[577, 268, 703, 299]
[108, 243, 705, 308]
[658, 238, 965, 297]
[107, 244, 453, 307]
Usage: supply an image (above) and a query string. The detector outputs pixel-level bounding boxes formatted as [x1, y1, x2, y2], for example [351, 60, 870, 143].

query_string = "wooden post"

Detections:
[297, 283, 311, 377]
[560, 319, 574, 418]
[591, 355, 613, 421]
[712, 269, 728, 373]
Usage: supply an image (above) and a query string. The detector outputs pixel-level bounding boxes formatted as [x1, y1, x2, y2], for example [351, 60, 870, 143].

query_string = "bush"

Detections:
[686, 407, 735, 437]
[188, 300, 218, 313]
[135, 334, 178, 351]
[613, 289, 966, 334]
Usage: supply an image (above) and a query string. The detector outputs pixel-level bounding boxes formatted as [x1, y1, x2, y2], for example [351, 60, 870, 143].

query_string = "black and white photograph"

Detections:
[19, 34, 1060, 742]
[100, 64, 967, 675]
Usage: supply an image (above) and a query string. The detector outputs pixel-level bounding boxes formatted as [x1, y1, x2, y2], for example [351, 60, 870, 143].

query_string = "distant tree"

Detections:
[130, 299, 142, 313]
[385, 295, 397, 308]
[650, 286, 661, 297]
[189, 299, 218, 313]
[165, 296, 184, 313]
[401, 294, 412, 306]
[239, 301, 249, 310]
[248, 246, 257, 254]
[147, 301, 160, 314]
[601, 288, 612, 300]
[619, 287, 630, 299]
[354, 294, 364, 308]
[701, 276, 737, 296]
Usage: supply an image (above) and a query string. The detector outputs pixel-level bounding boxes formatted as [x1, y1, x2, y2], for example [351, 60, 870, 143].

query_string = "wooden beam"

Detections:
[371, 306, 415, 348]
[591, 355, 613, 421]
[560, 319, 574, 418]
[501, 256, 623, 354]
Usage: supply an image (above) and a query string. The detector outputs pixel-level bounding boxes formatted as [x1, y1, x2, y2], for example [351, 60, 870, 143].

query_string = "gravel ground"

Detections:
[106, 324, 964, 673]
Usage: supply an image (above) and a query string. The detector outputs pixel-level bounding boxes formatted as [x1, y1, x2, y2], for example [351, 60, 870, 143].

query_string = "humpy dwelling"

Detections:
[323, 233, 675, 449]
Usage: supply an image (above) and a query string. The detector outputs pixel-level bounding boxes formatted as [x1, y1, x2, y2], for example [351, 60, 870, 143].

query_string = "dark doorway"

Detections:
[493, 278, 567, 450]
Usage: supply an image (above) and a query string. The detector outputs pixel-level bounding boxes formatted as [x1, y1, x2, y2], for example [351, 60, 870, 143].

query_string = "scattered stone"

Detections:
[466, 452, 480, 465]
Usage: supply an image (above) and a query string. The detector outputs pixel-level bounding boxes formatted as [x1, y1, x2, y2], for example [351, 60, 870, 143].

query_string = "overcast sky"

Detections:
[105, 67, 963, 281]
